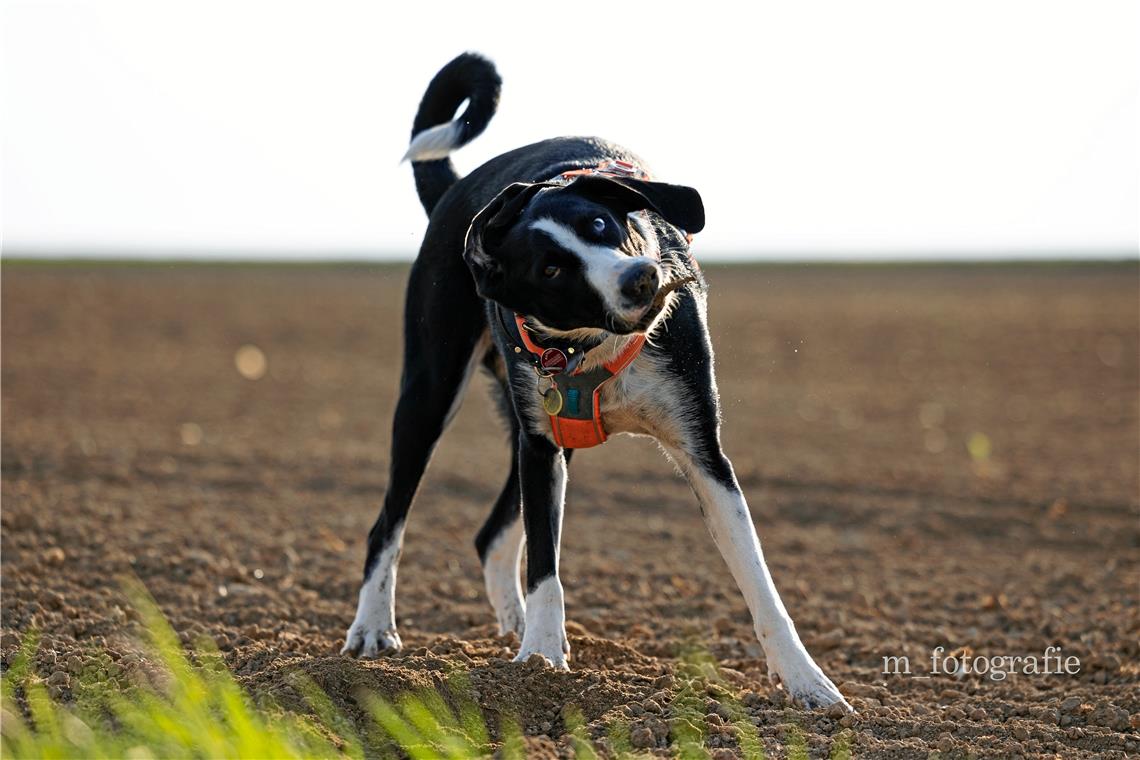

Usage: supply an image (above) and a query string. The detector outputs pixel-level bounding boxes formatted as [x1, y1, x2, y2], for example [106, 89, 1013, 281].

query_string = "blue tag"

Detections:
[566, 388, 580, 415]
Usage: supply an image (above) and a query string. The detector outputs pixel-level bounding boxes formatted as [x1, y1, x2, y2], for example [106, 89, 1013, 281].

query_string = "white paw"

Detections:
[513, 632, 569, 670]
[496, 601, 526, 638]
[341, 621, 403, 658]
[513, 576, 569, 669]
[343, 554, 401, 659]
[769, 651, 850, 711]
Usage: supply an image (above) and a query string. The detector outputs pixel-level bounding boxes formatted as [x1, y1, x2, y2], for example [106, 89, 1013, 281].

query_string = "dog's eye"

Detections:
[592, 217, 606, 234]
[543, 265, 561, 278]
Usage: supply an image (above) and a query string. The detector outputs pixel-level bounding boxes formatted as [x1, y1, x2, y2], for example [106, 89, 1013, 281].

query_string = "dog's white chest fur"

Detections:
[598, 354, 690, 445]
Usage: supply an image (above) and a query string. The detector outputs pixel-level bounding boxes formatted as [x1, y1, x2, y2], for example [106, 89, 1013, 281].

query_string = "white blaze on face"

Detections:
[529, 218, 655, 320]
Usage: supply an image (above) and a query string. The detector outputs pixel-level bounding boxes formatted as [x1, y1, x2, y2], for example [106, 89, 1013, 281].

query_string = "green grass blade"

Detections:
[362, 693, 445, 760]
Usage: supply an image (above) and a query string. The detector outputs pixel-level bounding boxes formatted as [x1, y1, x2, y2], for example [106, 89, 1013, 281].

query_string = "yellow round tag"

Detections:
[542, 387, 564, 415]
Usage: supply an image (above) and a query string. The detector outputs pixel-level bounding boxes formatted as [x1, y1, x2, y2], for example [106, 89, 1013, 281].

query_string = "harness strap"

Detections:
[601, 332, 647, 375]
[547, 332, 646, 449]
[499, 307, 647, 449]
[515, 314, 544, 354]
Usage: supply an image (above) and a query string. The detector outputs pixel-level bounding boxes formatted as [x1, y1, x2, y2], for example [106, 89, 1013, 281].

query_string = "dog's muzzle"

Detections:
[619, 261, 661, 309]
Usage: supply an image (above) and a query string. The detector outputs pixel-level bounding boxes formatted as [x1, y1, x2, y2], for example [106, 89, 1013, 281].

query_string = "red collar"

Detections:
[555, 158, 651, 183]
[514, 313, 646, 377]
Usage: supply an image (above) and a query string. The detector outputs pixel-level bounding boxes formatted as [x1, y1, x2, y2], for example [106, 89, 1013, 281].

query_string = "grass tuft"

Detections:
[2, 583, 341, 759]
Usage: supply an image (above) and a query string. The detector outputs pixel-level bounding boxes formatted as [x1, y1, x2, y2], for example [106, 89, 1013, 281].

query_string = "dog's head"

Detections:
[463, 175, 704, 334]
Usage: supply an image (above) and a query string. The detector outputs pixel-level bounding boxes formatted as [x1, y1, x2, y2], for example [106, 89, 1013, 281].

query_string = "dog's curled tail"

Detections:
[404, 52, 501, 215]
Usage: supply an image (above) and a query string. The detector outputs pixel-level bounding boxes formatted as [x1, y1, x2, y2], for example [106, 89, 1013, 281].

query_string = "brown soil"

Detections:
[2, 262, 1137, 758]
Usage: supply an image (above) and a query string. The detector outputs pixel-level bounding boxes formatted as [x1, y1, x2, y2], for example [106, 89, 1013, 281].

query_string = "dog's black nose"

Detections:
[619, 261, 660, 306]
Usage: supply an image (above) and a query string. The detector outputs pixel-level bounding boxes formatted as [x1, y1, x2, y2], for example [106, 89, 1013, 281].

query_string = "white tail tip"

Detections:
[402, 121, 462, 163]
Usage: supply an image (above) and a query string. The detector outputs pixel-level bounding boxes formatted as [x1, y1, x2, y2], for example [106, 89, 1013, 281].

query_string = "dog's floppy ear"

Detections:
[567, 174, 705, 234]
[463, 182, 549, 298]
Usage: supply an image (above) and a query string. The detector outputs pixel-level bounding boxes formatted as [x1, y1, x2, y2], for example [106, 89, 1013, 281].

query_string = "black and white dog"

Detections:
[342, 53, 849, 710]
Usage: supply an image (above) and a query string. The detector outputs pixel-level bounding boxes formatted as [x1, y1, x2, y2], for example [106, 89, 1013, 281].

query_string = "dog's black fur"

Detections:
[342, 53, 849, 710]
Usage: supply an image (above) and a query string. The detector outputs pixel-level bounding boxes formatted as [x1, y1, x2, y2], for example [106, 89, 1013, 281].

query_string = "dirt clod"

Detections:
[629, 725, 655, 749]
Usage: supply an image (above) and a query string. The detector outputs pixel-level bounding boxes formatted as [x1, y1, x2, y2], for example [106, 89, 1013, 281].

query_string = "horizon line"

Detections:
[3, 245, 1136, 264]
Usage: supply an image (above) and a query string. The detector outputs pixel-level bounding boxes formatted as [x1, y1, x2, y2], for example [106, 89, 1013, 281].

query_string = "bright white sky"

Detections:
[2, 0, 1137, 259]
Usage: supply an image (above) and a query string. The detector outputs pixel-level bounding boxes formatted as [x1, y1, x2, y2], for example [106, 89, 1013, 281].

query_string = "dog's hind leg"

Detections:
[473, 346, 526, 636]
[342, 259, 489, 658]
[475, 453, 525, 637]
[664, 438, 851, 710]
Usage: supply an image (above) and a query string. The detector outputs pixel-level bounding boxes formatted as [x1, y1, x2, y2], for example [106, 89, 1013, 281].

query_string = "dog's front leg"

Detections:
[666, 443, 850, 710]
[513, 430, 570, 669]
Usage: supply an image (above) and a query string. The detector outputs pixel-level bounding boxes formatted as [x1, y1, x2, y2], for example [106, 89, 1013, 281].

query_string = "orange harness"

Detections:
[510, 312, 646, 448]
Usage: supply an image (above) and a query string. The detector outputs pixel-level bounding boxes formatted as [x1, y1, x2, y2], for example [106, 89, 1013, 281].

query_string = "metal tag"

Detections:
[542, 387, 564, 415]
[539, 348, 568, 374]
